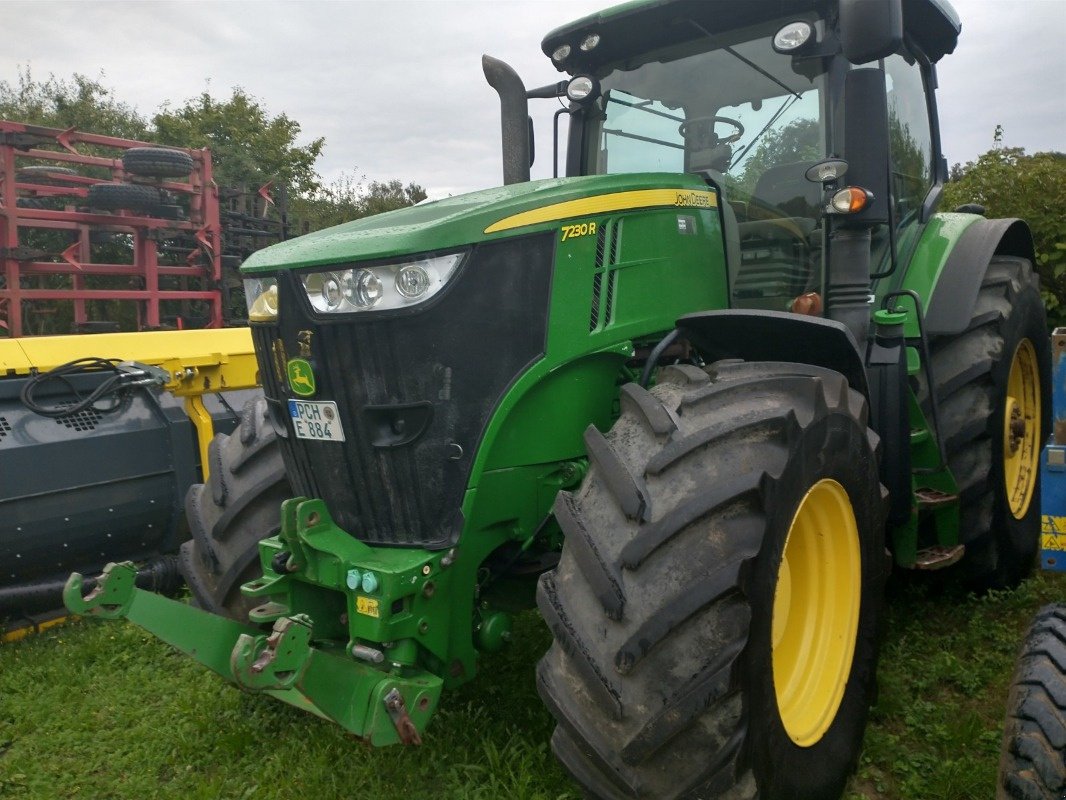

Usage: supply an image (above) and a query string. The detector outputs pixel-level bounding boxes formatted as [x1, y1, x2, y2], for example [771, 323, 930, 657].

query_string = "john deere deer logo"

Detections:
[287, 358, 316, 397]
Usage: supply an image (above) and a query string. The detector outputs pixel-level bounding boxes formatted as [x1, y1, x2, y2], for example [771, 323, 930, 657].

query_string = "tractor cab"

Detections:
[495, 0, 961, 321]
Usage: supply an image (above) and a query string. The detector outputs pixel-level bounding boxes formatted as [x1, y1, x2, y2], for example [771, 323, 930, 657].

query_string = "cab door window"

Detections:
[884, 53, 934, 259]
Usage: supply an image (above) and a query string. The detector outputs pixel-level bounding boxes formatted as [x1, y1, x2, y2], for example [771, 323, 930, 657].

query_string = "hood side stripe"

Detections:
[484, 189, 718, 234]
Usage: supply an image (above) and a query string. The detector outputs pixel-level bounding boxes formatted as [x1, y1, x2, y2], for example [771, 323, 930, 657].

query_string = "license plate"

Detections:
[288, 399, 345, 442]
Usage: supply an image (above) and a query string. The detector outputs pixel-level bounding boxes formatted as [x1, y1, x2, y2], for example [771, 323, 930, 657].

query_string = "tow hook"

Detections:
[383, 688, 422, 745]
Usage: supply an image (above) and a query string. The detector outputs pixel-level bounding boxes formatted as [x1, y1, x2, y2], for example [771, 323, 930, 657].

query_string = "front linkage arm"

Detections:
[64, 551, 442, 745]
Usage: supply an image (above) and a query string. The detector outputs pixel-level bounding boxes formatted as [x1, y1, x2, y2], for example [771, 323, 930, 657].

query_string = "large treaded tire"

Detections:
[87, 182, 163, 212]
[179, 397, 291, 620]
[997, 604, 1066, 799]
[921, 255, 1050, 588]
[537, 361, 887, 800]
[122, 147, 194, 178]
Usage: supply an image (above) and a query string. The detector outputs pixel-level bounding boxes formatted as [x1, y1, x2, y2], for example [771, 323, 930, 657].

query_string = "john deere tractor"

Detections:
[66, 0, 1050, 797]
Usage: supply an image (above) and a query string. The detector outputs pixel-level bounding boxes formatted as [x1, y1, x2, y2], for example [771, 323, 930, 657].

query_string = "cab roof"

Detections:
[542, 0, 960, 70]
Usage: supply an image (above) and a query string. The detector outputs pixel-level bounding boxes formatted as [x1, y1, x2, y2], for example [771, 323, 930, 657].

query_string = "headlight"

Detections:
[244, 277, 279, 322]
[299, 252, 463, 315]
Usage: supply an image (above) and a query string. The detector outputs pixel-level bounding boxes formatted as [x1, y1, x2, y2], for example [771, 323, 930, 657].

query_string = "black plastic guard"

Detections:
[676, 309, 868, 399]
[925, 218, 1034, 336]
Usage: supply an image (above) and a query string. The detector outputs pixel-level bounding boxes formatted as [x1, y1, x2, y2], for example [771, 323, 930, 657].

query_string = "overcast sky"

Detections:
[1, 0, 1063, 198]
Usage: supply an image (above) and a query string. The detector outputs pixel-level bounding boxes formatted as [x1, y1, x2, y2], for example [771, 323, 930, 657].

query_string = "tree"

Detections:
[153, 88, 324, 196]
[0, 67, 149, 140]
[360, 180, 428, 216]
[733, 118, 821, 195]
[292, 173, 428, 232]
[944, 128, 1066, 326]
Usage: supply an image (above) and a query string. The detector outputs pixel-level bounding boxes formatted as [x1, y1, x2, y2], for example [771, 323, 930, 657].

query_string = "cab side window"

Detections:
[883, 53, 934, 252]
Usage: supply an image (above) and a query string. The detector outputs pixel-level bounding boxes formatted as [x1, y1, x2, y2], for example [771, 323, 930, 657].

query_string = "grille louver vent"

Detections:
[589, 220, 622, 332]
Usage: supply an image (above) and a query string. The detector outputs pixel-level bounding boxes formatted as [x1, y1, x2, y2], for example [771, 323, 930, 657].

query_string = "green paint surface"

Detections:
[241, 173, 719, 272]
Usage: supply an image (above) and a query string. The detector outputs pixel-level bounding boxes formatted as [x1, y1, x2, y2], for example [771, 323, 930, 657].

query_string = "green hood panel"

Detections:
[241, 173, 713, 274]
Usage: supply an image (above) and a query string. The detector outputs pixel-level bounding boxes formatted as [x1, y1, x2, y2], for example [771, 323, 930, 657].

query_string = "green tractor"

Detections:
[66, 0, 1050, 797]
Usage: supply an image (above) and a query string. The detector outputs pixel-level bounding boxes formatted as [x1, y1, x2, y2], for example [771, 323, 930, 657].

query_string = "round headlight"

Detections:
[773, 21, 813, 53]
[566, 76, 597, 102]
[552, 44, 571, 62]
[346, 269, 383, 308]
[580, 33, 600, 51]
[322, 273, 344, 309]
[396, 265, 431, 298]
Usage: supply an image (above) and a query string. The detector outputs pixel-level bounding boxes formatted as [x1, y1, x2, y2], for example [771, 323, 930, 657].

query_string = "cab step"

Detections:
[915, 487, 958, 509]
[912, 545, 966, 570]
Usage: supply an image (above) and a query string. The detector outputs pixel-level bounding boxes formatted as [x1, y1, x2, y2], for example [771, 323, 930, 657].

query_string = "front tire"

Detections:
[537, 361, 887, 799]
[997, 604, 1066, 799]
[179, 397, 291, 620]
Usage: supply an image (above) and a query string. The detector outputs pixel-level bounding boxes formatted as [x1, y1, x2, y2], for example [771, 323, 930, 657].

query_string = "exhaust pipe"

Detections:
[482, 55, 530, 185]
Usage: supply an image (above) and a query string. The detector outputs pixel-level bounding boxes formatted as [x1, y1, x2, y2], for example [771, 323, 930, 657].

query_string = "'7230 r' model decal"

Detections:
[561, 222, 597, 241]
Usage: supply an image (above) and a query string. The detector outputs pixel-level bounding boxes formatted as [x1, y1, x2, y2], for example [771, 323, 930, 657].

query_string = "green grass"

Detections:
[1, 570, 1062, 800]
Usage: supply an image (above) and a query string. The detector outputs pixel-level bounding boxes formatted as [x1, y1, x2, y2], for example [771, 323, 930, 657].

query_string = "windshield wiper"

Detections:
[728, 94, 801, 168]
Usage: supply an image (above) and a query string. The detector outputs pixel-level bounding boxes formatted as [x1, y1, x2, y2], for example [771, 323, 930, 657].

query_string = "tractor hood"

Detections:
[241, 172, 714, 273]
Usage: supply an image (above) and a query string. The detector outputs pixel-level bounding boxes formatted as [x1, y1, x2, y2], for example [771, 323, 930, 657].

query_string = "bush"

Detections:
[944, 128, 1066, 326]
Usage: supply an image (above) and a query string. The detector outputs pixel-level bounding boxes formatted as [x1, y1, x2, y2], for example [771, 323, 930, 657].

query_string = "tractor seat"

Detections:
[749, 161, 823, 221]
[731, 163, 823, 306]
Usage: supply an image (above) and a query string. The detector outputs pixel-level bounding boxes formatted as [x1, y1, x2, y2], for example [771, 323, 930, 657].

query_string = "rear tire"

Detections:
[179, 397, 291, 620]
[922, 255, 1049, 588]
[997, 604, 1066, 800]
[538, 361, 887, 799]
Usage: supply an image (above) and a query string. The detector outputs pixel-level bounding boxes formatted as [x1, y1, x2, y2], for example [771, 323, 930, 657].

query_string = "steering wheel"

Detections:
[678, 115, 746, 145]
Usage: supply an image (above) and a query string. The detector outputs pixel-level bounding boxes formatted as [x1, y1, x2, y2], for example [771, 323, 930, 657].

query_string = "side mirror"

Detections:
[841, 67, 890, 226]
[839, 0, 903, 64]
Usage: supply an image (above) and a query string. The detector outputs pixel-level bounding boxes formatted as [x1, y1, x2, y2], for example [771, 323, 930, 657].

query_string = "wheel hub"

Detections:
[1003, 339, 1040, 519]
[771, 478, 861, 747]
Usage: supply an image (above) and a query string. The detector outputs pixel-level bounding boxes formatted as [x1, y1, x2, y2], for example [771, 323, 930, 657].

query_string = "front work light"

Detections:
[805, 158, 849, 184]
[298, 252, 464, 316]
[566, 76, 598, 102]
[773, 21, 814, 53]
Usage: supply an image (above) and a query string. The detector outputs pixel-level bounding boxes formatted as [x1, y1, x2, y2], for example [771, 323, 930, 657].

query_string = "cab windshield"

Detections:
[583, 18, 832, 310]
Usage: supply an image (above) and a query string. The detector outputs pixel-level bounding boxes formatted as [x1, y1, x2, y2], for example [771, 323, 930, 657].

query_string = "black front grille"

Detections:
[254, 233, 555, 548]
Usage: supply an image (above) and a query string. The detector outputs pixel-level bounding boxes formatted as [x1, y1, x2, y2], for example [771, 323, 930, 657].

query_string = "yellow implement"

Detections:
[0, 328, 259, 477]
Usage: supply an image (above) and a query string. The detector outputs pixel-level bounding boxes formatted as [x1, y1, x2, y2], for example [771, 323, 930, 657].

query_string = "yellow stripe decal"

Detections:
[484, 189, 718, 234]
[2, 615, 69, 643]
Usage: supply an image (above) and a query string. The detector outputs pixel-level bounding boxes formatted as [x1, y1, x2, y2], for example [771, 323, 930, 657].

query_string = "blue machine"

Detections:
[1040, 328, 1066, 571]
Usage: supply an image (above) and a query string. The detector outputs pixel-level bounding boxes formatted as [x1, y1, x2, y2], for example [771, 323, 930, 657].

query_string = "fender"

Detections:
[676, 309, 868, 399]
[924, 217, 1035, 336]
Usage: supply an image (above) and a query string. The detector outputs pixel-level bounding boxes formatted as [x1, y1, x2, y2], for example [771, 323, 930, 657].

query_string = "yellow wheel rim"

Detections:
[771, 478, 861, 747]
[1004, 339, 1040, 519]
